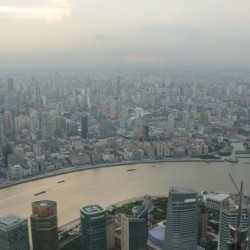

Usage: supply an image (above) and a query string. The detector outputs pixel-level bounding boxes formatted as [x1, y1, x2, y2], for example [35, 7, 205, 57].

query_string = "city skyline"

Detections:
[1, 1, 250, 70]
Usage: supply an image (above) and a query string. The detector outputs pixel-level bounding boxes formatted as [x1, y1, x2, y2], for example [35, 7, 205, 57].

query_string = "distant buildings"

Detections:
[0, 214, 29, 250]
[0, 115, 4, 158]
[80, 204, 106, 250]
[163, 186, 198, 250]
[30, 200, 59, 250]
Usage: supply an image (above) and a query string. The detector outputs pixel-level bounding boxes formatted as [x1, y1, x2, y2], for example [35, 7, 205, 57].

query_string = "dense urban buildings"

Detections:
[0, 71, 250, 181]
[30, 200, 59, 250]
[163, 186, 198, 250]
[0, 70, 250, 249]
[0, 214, 29, 250]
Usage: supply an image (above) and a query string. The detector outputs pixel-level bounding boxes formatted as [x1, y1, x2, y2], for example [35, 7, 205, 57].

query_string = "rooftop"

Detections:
[169, 186, 196, 194]
[205, 192, 230, 202]
[81, 204, 104, 215]
[221, 194, 250, 212]
[0, 214, 25, 227]
[33, 200, 56, 209]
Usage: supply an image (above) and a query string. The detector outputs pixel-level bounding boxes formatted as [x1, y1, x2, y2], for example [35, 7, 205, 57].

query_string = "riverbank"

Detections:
[0, 157, 224, 189]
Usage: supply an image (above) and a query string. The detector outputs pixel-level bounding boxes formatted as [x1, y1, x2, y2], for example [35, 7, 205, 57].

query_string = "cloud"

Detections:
[0, 0, 72, 22]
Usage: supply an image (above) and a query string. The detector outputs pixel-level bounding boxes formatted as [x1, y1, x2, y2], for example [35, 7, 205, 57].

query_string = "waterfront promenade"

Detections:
[0, 157, 224, 189]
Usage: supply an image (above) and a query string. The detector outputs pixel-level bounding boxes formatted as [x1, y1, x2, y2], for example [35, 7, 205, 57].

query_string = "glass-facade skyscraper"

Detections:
[121, 214, 147, 250]
[80, 204, 106, 250]
[30, 200, 59, 250]
[0, 214, 29, 250]
[81, 115, 88, 139]
[163, 186, 198, 250]
[218, 194, 250, 250]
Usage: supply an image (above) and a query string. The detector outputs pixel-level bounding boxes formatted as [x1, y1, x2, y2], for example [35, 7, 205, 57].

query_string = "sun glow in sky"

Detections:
[0, 0, 72, 21]
[0, 0, 250, 69]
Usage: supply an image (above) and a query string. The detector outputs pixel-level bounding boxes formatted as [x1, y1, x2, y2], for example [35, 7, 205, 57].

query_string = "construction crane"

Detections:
[227, 175, 248, 250]
[229, 174, 240, 194]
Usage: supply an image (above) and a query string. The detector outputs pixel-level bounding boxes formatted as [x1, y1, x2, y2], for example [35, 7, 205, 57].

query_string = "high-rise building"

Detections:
[99, 119, 113, 138]
[167, 113, 174, 131]
[35, 87, 43, 110]
[142, 125, 149, 141]
[0, 214, 29, 250]
[40, 119, 55, 139]
[0, 115, 4, 158]
[198, 199, 208, 244]
[80, 204, 106, 250]
[106, 213, 115, 250]
[163, 186, 198, 250]
[121, 214, 147, 250]
[218, 194, 250, 250]
[66, 119, 79, 138]
[81, 115, 88, 139]
[200, 111, 209, 126]
[91, 105, 99, 120]
[30, 200, 59, 250]
[7, 79, 14, 96]
[116, 75, 121, 96]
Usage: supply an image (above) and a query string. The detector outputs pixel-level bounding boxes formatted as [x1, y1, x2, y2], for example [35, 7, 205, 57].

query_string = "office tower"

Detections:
[66, 120, 78, 138]
[40, 119, 55, 139]
[0, 115, 4, 158]
[218, 194, 250, 250]
[81, 115, 88, 139]
[200, 111, 209, 126]
[167, 113, 174, 131]
[4, 110, 14, 132]
[35, 87, 43, 110]
[30, 200, 59, 250]
[100, 119, 113, 138]
[135, 107, 144, 119]
[198, 199, 208, 244]
[80, 204, 106, 250]
[163, 187, 198, 250]
[121, 214, 147, 250]
[0, 214, 29, 250]
[91, 105, 99, 120]
[7, 79, 14, 109]
[116, 75, 121, 96]
[142, 125, 149, 141]
[106, 213, 115, 250]
[8, 79, 14, 95]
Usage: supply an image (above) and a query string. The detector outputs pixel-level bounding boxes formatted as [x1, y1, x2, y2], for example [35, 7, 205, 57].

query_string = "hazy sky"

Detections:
[1, 0, 250, 70]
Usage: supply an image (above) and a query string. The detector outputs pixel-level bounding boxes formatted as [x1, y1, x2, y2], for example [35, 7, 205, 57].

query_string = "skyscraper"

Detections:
[0, 214, 29, 250]
[142, 125, 149, 141]
[218, 194, 250, 250]
[167, 113, 174, 131]
[163, 186, 198, 250]
[121, 214, 147, 250]
[81, 115, 88, 139]
[80, 204, 106, 250]
[35, 87, 43, 110]
[30, 200, 59, 250]
[0, 115, 4, 158]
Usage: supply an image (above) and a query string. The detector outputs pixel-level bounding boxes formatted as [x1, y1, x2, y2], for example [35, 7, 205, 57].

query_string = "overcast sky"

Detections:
[1, 0, 250, 70]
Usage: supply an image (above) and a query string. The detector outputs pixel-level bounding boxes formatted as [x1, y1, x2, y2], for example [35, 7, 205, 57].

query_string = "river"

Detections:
[0, 155, 250, 226]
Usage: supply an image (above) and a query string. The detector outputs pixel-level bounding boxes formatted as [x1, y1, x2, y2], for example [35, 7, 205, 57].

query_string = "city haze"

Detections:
[1, 0, 250, 70]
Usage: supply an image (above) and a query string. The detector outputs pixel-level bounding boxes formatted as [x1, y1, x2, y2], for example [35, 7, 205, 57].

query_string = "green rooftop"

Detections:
[81, 205, 104, 215]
